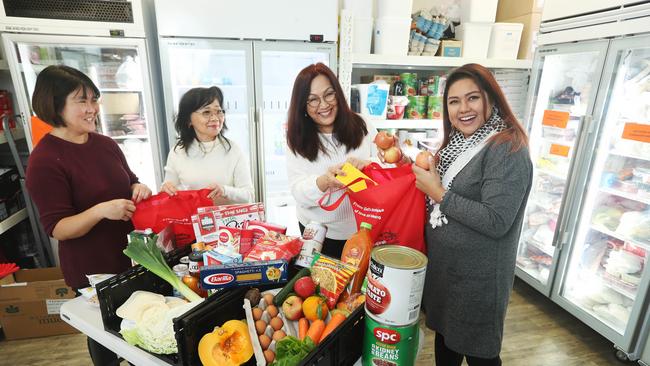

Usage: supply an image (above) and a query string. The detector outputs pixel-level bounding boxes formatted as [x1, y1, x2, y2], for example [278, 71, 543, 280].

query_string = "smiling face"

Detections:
[306, 74, 338, 133]
[60, 87, 99, 135]
[190, 99, 224, 142]
[446, 78, 492, 138]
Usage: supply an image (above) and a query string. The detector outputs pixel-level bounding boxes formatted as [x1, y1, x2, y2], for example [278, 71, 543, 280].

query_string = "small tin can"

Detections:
[362, 315, 419, 366]
[405, 96, 427, 119]
[366, 245, 427, 326]
[295, 221, 327, 267]
[179, 256, 190, 265]
[172, 264, 189, 297]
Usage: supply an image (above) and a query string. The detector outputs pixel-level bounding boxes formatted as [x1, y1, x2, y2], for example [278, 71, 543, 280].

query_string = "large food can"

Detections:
[405, 96, 427, 119]
[365, 245, 427, 326]
[427, 95, 443, 119]
[295, 221, 326, 267]
[399, 72, 418, 96]
[362, 315, 419, 366]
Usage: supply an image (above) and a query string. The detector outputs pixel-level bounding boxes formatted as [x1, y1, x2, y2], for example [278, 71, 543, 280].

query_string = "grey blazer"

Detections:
[422, 141, 533, 358]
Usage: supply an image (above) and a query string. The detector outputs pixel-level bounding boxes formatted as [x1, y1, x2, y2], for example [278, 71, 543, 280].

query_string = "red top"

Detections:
[26, 133, 138, 289]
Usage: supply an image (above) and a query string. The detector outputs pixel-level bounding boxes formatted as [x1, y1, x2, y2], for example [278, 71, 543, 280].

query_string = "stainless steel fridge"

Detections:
[0, 0, 165, 191]
[515, 40, 610, 295]
[154, 0, 338, 236]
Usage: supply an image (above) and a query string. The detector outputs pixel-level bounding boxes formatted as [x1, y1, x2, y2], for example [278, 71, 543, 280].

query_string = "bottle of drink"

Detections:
[340, 222, 373, 301]
[393, 77, 405, 96]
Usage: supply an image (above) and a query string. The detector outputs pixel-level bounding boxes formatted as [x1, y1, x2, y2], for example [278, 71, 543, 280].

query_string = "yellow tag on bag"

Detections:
[335, 163, 377, 192]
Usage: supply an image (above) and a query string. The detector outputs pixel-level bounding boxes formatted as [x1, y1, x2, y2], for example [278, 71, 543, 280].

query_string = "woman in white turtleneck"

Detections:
[161, 86, 254, 204]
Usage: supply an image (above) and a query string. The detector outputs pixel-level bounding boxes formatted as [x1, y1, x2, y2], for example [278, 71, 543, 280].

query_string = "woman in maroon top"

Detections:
[26, 65, 151, 365]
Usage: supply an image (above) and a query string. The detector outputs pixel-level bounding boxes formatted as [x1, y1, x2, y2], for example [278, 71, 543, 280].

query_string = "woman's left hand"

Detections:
[131, 183, 152, 203]
[412, 157, 446, 202]
[207, 184, 225, 200]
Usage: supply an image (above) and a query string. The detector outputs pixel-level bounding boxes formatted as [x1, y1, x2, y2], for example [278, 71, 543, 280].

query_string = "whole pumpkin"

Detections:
[198, 320, 253, 366]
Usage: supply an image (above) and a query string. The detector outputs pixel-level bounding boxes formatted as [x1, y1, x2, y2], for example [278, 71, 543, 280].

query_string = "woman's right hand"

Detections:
[160, 181, 178, 196]
[96, 199, 136, 221]
[316, 163, 345, 192]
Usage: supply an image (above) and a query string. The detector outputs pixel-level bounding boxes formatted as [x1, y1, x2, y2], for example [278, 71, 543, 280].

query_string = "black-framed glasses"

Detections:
[196, 109, 226, 119]
[306, 90, 337, 108]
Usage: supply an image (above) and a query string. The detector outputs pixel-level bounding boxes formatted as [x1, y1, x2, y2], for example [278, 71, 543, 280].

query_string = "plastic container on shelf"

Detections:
[354, 83, 390, 119]
[455, 22, 493, 58]
[376, 0, 413, 19]
[353, 17, 374, 54]
[460, 0, 498, 23]
[373, 17, 411, 55]
[488, 23, 524, 59]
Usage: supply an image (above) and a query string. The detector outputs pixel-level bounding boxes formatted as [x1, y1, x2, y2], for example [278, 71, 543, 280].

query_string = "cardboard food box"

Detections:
[496, 0, 543, 20]
[436, 39, 463, 57]
[0, 267, 77, 340]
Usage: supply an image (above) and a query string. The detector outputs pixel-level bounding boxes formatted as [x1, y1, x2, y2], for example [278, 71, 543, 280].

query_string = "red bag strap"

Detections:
[318, 176, 370, 211]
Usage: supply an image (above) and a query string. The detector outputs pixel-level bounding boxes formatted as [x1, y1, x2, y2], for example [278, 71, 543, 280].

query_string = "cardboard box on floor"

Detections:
[0, 267, 77, 340]
[497, 12, 542, 59]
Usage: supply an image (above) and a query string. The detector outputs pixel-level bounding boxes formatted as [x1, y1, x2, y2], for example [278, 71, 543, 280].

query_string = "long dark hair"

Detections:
[286, 63, 368, 161]
[174, 86, 231, 153]
[440, 63, 528, 152]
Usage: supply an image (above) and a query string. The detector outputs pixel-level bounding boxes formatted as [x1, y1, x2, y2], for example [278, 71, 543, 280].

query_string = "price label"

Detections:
[549, 144, 570, 157]
[542, 110, 570, 129]
[622, 123, 650, 143]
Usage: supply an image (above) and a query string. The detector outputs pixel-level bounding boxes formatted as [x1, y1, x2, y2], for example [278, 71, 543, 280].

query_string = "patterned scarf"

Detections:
[428, 106, 508, 229]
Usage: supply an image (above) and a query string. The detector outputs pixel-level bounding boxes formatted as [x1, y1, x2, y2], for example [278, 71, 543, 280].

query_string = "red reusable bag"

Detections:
[132, 189, 213, 247]
[319, 163, 426, 253]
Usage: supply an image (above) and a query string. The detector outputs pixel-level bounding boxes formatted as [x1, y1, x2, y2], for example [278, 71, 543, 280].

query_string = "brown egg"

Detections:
[252, 307, 263, 321]
[263, 293, 274, 306]
[255, 319, 267, 335]
[258, 334, 272, 350]
[272, 329, 286, 341]
[266, 304, 279, 318]
[263, 349, 275, 363]
[269, 316, 284, 331]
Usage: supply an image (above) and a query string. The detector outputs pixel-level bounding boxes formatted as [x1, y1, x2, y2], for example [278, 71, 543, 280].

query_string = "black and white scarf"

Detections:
[428, 106, 508, 229]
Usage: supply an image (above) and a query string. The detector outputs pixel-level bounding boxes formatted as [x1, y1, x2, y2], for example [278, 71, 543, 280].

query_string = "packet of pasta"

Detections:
[310, 253, 358, 309]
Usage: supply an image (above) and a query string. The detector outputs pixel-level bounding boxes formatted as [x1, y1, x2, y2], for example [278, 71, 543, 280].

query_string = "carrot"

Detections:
[305, 319, 325, 344]
[298, 318, 309, 341]
[320, 313, 346, 341]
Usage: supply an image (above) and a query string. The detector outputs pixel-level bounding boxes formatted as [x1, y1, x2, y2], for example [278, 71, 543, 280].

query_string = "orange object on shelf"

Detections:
[542, 110, 570, 129]
[339, 222, 373, 302]
[31, 116, 53, 147]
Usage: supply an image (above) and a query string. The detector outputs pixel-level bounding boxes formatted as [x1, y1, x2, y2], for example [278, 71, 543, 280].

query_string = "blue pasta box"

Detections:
[200, 259, 288, 290]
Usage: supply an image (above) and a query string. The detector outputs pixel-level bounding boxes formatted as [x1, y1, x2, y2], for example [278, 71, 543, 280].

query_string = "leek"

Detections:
[123, 236, 202, 302]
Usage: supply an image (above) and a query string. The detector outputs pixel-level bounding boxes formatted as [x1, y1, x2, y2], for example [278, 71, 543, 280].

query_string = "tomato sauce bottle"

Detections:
[340, 222, 373, 302]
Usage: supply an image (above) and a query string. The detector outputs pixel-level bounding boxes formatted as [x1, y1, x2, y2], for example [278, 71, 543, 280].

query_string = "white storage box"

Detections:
[460, 0, 498, 23]
[373, 17, 411, 55]
[488, 23, 523, 59]
[456, 22, 493, 58]
[353, 17, 374, 54]
[353, 83, 391, 120]
[377, 0, 413, 19]
[343, 0, 373, 18]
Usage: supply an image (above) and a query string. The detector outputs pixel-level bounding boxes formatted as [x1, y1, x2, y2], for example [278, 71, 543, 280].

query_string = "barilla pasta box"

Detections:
[203, 248, 242, 266]
[200, 260, 288, 290]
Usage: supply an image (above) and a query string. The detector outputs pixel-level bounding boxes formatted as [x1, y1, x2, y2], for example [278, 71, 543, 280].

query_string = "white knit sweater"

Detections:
[286, 123, 377, 240]
[163, 139, 254, 203]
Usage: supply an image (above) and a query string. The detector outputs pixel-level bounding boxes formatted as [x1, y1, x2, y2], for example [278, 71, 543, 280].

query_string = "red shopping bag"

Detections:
[132, 189, 213, 247]
[319, 163, 426, 253]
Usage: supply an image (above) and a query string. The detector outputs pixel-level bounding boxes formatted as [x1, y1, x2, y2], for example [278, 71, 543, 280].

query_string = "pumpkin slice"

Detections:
[198, 320, 254, 366]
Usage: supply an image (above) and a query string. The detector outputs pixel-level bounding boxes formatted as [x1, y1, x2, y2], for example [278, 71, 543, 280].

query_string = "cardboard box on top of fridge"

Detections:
[496, 0, 544, 20]
[0, 267, 77, 340]
[499, 13, 542, 59]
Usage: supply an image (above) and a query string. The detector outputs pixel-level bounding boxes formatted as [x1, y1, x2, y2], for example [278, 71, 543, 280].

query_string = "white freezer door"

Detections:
[253, 41, 337, 236]
[2, 33, 162, 190]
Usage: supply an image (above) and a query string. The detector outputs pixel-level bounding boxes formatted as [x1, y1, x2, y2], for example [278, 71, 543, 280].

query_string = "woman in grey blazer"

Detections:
[413, 64, 533, 366]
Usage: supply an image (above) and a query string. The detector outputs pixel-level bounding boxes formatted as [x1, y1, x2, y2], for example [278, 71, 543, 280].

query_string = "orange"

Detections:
[302, 295, 328, 321]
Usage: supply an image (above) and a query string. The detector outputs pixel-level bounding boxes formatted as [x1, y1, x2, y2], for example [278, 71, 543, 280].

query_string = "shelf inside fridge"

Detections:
[536, 167, 568, 181]
[600, 187, 650, 206]
[590, 225, 650, 251]
[601, 272, 638, 301]
[610, 149, 650, 163]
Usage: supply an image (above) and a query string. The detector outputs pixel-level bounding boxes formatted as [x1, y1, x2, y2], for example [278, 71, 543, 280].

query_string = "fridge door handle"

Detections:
[585, 115, 595, 134]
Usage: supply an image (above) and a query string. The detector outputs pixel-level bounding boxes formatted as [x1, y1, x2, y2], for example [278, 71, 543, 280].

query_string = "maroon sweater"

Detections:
[26, 133, 138, 289]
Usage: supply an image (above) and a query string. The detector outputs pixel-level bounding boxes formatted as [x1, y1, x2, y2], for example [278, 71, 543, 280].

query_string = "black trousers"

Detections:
[298, 222, 346, 259]
[87, 337, 122, 366]
[435, 333, 502, 366]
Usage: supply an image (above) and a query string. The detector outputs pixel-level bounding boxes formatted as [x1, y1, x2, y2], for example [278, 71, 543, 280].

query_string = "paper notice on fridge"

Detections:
[542, 110, 570, 129]
[622, 123, 650, 143]
[549, 144, 570, 157]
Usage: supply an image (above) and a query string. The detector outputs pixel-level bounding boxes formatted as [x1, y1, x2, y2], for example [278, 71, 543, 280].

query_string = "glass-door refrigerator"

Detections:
[2, 33, 163, 190]
[158, 38, 336, 235]
[551, 34, 650, 355]
[515, 40, 609, 294]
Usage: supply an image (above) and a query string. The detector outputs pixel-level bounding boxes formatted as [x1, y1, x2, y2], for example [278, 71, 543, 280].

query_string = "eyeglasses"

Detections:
[306, 90, 337, 108]
[196, 109, 226, 119]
